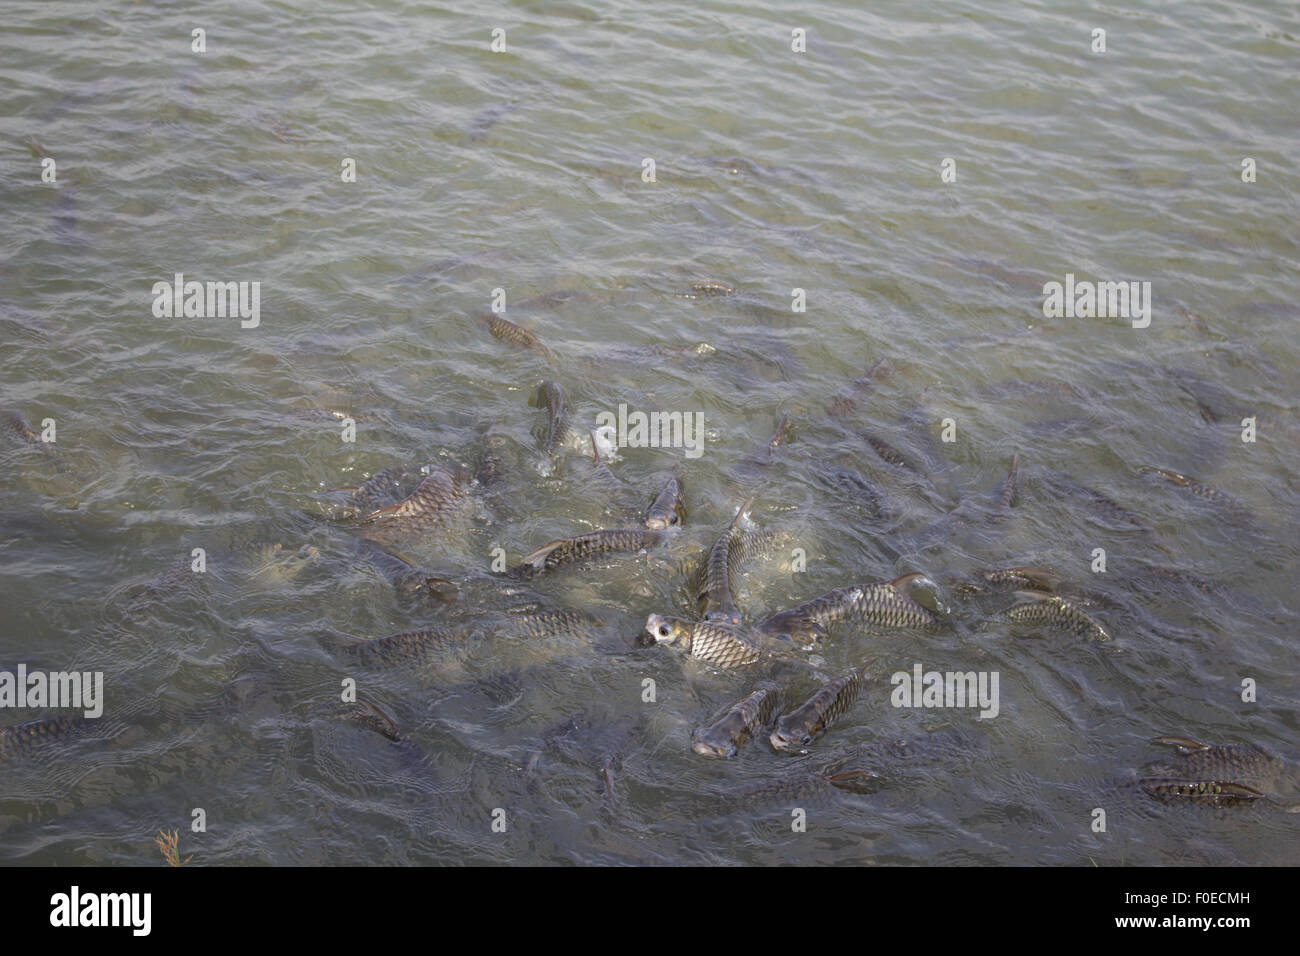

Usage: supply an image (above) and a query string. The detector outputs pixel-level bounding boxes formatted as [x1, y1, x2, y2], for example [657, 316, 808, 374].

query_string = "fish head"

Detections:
[590, 425, 619, 460]
[644, 478, 684, 530]
[690, 732, 738, 759]
[770, 716, 818, 754]
[644, 614, 691, 651]
[701, 609, 743, 628]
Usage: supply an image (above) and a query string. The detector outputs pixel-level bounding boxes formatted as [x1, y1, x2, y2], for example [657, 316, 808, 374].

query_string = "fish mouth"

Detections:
[644, 516, 668, 530]
[769, 729, 802, 753]
[691, 738, 737, 759]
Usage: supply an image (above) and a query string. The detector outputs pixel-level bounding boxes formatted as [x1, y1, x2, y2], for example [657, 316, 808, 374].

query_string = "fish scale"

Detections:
[1007, 592, 1110, 641]
[513, 528, 669, 577]
[756, 574, 944, 644]
[357, 466, 468, 533]
[0, 714, 89, 765]
[696, 503, 771, 625]
[480, 313, 554, 360]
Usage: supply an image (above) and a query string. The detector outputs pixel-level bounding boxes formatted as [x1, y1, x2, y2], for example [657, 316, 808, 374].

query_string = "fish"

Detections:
[353, 539, 458, 609]
[716, 767, 882, 806]
[680, 280, 735, 298]
[828, 359, 893, 419]
[493, 605, 608, 641]
[1144, 736, 1288, 782]
[476, 429, 510, 492]
[1137, 466, 1247, 516]
[860, 433, 916, 471]
[1, 409, 44, 446]
[770, 659, 873, 753]
[691, 684, 782, 758]
[641, 614, 763, 669]
[0, 714, 89, 766]
[530, 380, 572, 454]
[695, 497, 769, 626]
[356, 465, 469, 536]
[345, 626, 476, 667]
[755, 573, 946, 645]
[511, 528, 670, 578]
[644, 475, 686, 530]
[1006, 591, 1110, 641]
[952, 566, 1059, 597]
[814, 466, 888, 519]
[479, 313, 555, 360]
[1137, 777, 1267, 807]
[995, 454, 1020, 511]
[1041, 470, 1154, 532]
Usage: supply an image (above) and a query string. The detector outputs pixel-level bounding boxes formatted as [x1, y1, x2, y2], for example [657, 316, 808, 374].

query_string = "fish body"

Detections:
[692, 684, 781, 758]
[1, 410, 43, 446]
[0, 714, 88, 765]
[953, 566, 1059, 597]
[770, 660, 872, 752]
[512, 528, 669, 578]
[718, 768, 881, 806]
[530, 380, 572, 453]
[347, 626, 472, 667]
[357, 465, 469, 534]
[642, 614, 762, 669]
[1136, 737, 1298, 811]
[683, 280, 735, 298]
[1007, 592, 1110, 641]
[696, 499, 768, 626]
[861, 433, 914, 471]
[996, 454, 1020, 510]
[479, 313, 554, 360]
[828, 359, 892, 419]
[495, 606, 607, 641]
[756, 574, 945, 645]
[1137, 466, 1246, 515]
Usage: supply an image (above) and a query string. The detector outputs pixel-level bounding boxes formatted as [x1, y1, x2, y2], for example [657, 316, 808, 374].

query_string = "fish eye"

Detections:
[668, 513, 679, 525]
[658, 625, 671, 637]
[801, 735, 812, 746]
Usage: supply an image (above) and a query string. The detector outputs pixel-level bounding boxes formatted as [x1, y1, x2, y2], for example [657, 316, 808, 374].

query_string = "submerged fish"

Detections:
[716, 766, 882, 806]
[642, 614, 763, 669]
[1137, 735, 1298, 810]
[770, 660, 872, 753]
[1, 409, 43, 446]
[356, 465, 469, 536]
[756, 573, 946, 645]
[1041, 470, 1154, 532]
[346, 626, 475, 667]
[1007, 592, 1110, 641]
[492, 605, 608, 641]
[0, 714, 89, 766]
[995, 454, 1020, 511]
[692, 684, 781, 758]
[952, 566, 1059, 597]
[644, 475, 686, 530]
[1137, 466, 1246, 515]
[511, 528, 670, 578]
[680, 280, 735, 298]
[828, 359, 892, 419]
[861, 433, 916, 471]
[530, 380, 573, 454]
[478, 313, 554, 360]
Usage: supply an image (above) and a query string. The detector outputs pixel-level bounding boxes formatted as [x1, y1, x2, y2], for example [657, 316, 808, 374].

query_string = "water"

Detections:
[2, 0, 1298, 865]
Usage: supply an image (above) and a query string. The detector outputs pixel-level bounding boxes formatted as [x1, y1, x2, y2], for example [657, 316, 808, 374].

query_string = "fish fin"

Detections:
[826, 770, 883, 794]
[521, 539, 565, 567]
[1010, 589, 1055, 603]
[1150, 735, 1212, 753]
[1014, 568, 1059, 591]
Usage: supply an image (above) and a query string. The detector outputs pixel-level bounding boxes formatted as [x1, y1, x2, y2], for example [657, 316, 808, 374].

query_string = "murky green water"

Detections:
[2, 0, 1298, 865]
